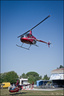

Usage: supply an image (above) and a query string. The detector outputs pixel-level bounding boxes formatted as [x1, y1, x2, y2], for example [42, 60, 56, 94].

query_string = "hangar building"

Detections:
[50, 68, 64, 87]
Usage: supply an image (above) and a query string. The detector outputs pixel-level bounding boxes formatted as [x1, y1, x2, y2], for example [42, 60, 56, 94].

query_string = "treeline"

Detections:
[0, 65, 63, 84]
[0, 71, 49, 84]
[20, 72, 49, 84]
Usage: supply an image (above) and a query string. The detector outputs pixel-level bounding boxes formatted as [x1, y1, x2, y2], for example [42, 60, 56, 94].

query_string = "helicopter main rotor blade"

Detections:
[17, 15, 50, 38]
[30, 15, 50, 30]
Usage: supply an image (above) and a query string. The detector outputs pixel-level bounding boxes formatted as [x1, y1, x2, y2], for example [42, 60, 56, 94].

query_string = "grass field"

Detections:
[0, 88, 64, 96]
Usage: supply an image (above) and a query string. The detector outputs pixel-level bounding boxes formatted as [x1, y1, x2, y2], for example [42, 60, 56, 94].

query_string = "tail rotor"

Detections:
[48, 41, 51, 47]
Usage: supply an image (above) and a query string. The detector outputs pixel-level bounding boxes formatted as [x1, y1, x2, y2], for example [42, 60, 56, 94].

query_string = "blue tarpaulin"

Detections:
[36, 80, 50, 86]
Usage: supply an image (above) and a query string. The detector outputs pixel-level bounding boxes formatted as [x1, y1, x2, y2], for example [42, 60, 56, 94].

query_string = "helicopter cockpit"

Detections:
[23, 33, 32, 38]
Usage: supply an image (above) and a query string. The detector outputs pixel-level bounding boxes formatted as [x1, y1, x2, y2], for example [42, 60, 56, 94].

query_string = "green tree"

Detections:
[26, 72, 39, 77]
[0, 72, 7, 83]
[4, 71, 19, 83]
[26, 71, 42, 84]
[57, 65, 64, 69]
[20, 73, 27, 78]
[0, 73, 2, 83]
[28, 75, 34, 84]
[43, 74, 50, 80]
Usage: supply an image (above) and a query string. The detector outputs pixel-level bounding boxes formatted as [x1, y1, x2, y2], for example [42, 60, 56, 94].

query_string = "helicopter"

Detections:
[9, 80, 34, 93]
[16, 15, 51, 50]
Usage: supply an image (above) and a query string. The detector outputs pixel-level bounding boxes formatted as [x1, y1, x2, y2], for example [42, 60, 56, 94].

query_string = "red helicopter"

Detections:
[16, 15, 51, 50]
[9, 80, 34, 93]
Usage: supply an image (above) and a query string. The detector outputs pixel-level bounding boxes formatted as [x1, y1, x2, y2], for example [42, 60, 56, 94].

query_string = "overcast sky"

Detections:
[1, 1, 63, 77]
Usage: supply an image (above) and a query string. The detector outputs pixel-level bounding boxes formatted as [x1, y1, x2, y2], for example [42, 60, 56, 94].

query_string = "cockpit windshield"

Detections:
[23, 34, 29, 37]
[23, 33, 32, 38]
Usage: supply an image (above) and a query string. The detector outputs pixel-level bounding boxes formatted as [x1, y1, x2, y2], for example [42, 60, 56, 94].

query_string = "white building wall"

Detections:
[19, 78, 30, 85]
[50, 73, 64, 80]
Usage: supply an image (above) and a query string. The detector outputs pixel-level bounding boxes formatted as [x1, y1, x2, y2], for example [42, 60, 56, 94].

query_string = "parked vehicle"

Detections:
[1, 82, 10, 88]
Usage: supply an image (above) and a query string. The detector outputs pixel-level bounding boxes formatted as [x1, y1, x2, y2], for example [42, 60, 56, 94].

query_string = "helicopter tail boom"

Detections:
[36, 39, 51, 47]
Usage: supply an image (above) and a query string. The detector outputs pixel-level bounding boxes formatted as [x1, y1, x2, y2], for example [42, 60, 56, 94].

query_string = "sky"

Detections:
[1, 1, 63, 78]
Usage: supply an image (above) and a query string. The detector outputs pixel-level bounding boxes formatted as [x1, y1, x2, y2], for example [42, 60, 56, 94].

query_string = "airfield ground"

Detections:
[0, 88, 64, 96]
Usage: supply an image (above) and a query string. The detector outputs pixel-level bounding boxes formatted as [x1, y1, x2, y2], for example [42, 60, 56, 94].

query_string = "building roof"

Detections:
[51, 68, 64, 74]
[37, 80, 50, 82]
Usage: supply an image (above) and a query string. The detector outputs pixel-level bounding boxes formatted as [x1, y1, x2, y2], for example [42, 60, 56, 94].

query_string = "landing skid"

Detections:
[16, 44, 31, 50]
[16, 43, 38, 50]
